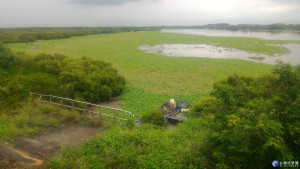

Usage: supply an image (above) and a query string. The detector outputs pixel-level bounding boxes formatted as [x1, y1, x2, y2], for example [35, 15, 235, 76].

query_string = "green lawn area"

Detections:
[7, 31, 292, 115]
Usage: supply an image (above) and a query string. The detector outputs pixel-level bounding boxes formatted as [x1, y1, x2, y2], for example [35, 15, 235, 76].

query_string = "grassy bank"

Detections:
[0, 100, 102, 141]
[7, 31, 292, 114]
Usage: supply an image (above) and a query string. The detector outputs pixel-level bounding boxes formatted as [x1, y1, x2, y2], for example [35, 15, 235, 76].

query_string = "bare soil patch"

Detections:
[98, 97, 126, 110]
[0, 125, 99, 169]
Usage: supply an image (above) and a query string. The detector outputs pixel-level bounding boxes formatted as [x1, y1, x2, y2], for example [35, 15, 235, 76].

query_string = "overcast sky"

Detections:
[0, 0, 299, 27]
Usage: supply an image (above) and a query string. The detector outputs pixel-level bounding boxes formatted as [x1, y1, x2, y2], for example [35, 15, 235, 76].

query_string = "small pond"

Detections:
[139, 44, 300, 65]
[161, 29, 300, 41]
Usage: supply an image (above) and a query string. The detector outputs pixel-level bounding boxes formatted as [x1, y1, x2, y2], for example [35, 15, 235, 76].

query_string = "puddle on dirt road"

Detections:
[139, 44, 300, 65]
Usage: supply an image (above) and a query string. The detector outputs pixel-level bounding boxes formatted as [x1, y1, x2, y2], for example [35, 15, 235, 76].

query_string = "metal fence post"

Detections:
[85, 103, 88, 118]
[114, 110, 117, 124]
[29, 92, 133, 122]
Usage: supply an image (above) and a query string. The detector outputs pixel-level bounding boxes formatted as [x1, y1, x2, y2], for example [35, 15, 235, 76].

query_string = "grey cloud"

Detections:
[70, 0, 143, 5]
[271, 0, 300, 4]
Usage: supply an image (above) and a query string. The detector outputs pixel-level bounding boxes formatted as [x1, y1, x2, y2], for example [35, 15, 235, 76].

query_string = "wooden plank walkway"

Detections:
[30, 92, 135, 121]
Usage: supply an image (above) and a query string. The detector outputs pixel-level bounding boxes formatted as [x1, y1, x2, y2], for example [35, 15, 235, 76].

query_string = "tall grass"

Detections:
[46, 119, 215, 169]
[0, 100, 99, 141]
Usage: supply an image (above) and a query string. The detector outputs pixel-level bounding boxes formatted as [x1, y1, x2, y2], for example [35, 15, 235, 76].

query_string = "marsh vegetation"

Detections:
[1, 27, 299, 168]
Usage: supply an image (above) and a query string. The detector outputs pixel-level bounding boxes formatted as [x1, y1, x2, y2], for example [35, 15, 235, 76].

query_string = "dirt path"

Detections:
[0, 98, 128, 169]
[0, 125, 99, 169]
[97, 98, 127, 110]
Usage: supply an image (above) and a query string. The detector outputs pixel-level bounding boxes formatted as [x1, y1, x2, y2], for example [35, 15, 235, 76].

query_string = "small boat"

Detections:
[160, 100, 189, 124]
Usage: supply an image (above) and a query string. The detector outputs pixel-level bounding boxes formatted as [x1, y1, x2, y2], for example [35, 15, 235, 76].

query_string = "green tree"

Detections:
[191, 62, 299, 168]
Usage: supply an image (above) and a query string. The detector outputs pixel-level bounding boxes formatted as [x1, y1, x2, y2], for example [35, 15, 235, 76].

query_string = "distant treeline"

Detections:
[0, 27, 158, 44]
[1, 24, 299, 44]
[160, 23, 300, 31]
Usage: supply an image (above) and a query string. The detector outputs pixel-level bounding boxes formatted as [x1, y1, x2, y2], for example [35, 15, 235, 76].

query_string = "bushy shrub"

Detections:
[34, 54, 126, 102]
[190, 97, 223, 117]
[34, 53, 66, 75]
[0, 43, 20, 71]
[0, 44, 126, 109]
[24, 72, 60, 95]
[190, 62, 299, 168]
[0, 76, 29, 109]
[141, 110, 167, 126]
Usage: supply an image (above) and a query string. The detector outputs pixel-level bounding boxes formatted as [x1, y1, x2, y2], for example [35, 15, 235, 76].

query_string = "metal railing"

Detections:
[30, 92, 136, 121]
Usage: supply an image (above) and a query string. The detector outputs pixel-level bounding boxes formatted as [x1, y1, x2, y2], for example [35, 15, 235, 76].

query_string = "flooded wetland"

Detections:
[139, 29, 300, 65]
[1, 0, 300, 166]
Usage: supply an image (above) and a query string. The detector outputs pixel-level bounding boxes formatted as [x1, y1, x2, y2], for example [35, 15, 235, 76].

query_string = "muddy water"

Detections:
[162, 29, 300, 40]
[139, 44, 300, 65]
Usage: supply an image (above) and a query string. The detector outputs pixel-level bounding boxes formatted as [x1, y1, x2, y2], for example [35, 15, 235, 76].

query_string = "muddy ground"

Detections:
[0, 98, 128, 169]
[0, 125, 100, 169]
[99, 98, 126, 110]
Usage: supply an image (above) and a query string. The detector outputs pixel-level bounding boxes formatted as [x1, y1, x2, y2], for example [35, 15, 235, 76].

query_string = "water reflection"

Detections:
[162, 29, 300, 41]
[139, 44, 300, 65]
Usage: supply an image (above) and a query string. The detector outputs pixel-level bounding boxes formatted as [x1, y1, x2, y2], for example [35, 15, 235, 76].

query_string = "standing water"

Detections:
[138, 29, 300, 65]
[161, 29, 300, 40]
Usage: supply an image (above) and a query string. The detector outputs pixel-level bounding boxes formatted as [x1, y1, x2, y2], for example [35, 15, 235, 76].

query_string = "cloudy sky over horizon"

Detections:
[0, 0, 299, 27]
